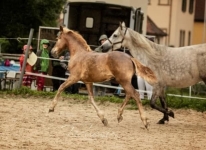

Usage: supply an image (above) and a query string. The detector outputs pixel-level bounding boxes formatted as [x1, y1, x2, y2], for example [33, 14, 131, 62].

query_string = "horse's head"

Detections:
[51, 26, 68, 58]
[101, 22, 128, 51]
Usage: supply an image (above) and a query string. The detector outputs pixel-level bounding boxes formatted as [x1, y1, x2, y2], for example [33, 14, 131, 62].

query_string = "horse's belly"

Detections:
[166, 77, 201, 88]
[81, 70, 114, 83]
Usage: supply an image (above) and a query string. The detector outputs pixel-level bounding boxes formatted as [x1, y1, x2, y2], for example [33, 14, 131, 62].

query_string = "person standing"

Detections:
[94, 34, 108, 52]
[19, 45, 34, 87]
[50, 43, 66, 92]
[34, 39, 50, 91]
[60, 51, 79, 94]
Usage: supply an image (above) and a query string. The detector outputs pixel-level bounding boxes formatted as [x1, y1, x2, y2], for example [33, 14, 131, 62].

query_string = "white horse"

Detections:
[101, 22, 206, 124]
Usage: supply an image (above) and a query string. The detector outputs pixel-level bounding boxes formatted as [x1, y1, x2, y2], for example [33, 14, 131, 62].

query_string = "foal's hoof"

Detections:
[117, 116, 123, 123]
[48, 109, 54, 113]
[157, 119, 165, 124]
[144, 120, 150, 130]
[168, 110, 174, 118]
[145, 123, 149, 130]
[102, 118, 108, 126]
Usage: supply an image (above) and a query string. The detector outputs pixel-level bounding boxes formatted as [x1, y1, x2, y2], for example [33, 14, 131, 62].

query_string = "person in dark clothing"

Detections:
[50, 31, 67, 92]
[51, 57, 66, 91]
[60, 51, 79, 94]
[50, 44, 66, 92]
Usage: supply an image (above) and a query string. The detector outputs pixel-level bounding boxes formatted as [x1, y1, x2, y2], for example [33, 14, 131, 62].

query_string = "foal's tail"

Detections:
[131, 58, 157, 84]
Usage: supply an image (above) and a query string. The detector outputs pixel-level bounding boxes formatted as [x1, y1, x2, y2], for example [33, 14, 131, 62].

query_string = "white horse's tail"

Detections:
[131, 58, 157, 85]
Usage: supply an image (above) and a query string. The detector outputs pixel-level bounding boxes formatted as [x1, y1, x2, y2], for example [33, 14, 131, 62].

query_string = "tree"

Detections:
[0, 0, 67, 53]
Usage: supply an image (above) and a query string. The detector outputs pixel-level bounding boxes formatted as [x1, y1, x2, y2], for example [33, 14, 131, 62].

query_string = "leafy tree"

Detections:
[0, 0, 67, 53]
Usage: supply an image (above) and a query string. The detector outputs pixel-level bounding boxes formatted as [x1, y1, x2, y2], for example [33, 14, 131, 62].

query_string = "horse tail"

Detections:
[131, 58, 157, 84]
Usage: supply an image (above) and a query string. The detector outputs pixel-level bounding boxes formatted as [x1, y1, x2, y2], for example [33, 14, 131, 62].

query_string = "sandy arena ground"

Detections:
[0, 96, 206, 150]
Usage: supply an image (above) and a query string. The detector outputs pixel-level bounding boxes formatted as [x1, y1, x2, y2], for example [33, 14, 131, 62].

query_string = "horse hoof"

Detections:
[168, 110, 174, 118]
[145, 124, 149, 130]
[157, 119, 165, 124]
[102, 118, 108, 126]
[144, 120, 150, 130]
[49, 109, 54, 113]
[117, 116, 123, 123]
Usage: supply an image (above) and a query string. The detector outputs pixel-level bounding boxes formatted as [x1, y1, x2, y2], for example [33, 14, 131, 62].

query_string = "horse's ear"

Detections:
[121, 22, 126, 27]
[119, 22, 123, 30]
[60, 26, 63, 32]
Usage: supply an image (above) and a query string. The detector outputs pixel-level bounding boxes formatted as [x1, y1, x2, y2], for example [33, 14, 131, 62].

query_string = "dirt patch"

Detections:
[0, 97, 206, 150]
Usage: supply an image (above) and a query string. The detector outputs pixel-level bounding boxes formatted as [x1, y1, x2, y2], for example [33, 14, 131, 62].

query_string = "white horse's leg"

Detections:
[150, 87, 174, 124]
[85, 83, 108, 126]
[49, 77, 77, 112]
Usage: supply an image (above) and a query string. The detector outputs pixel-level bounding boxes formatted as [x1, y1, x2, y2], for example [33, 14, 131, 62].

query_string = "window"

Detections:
[189, 0, 194, 14]
[158, 0, 170, 5]
[85, 17, 94, 28]
[182, 0, 187, 12]
[188, 31, 191, 45]
[179, 30, 185, 47]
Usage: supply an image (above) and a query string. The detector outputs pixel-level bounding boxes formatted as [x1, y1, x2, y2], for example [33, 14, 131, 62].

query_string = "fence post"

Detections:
[18, 28, 34, 88]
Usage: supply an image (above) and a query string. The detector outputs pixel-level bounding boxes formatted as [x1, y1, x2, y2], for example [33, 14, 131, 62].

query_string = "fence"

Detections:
[0, 53, 206, 100]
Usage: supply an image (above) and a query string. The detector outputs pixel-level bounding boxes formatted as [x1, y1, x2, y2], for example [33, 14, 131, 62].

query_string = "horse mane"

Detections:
[63, 28, 92, 52]
[128, 28, 167, 63]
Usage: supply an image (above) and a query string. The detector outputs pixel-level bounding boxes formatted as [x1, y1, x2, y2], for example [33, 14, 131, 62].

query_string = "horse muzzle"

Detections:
[51, 48, 58, 58]
[101, 40, 113, 52]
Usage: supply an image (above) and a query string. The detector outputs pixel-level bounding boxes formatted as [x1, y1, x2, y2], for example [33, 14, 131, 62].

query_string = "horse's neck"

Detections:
[65, 39, 87, 57]
[126, 33, 167, 67]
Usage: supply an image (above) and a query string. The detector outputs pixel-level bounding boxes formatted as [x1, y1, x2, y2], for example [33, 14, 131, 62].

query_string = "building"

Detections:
[148, 0, 195, 47]
[193, 0, 206, 45]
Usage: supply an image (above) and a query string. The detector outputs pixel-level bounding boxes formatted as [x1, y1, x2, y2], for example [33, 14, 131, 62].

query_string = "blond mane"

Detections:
[63, 28, 92, 52]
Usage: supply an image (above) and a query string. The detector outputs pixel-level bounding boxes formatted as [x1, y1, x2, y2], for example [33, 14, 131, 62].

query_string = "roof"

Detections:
[146, 16, 167, 36]
[195, 0, 205, 22]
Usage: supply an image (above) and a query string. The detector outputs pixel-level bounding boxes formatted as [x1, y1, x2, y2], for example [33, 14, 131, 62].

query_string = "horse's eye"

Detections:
[113, 34, 117, 38]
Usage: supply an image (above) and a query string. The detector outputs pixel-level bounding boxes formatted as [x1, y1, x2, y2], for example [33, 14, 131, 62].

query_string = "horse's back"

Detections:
[71, 51, 134, 82]
[106, 51, 135, 74]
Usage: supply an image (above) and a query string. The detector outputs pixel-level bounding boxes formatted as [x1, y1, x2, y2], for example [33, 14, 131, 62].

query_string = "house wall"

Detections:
[193, 22, 206, 44]
[148, 0, 195, 47]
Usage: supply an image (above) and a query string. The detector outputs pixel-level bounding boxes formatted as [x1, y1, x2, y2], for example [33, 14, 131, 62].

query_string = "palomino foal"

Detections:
[49, 26, 157, 128]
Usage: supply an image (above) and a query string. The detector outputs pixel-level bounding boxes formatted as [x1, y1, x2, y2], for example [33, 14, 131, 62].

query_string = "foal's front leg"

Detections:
[49, 77, 77, 112]
[85, 83, 108, 126]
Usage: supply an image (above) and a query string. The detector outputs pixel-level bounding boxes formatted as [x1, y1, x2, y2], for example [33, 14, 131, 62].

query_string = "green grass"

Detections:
[1, 87, 206, 112]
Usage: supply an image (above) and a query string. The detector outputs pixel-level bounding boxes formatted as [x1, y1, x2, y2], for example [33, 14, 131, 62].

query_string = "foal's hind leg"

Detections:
[85, 83, 108, 126]
[132, 90, 149, 128]
[119, 82, 148, 128]
[49, 77, 77, 112]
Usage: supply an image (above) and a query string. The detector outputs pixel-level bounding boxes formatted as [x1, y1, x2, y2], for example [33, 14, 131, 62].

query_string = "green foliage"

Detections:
[0, 0, 67, 53]
[1, 87, 206, 112]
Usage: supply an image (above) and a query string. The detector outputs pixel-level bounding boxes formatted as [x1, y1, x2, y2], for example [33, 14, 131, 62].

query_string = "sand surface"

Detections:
[0, 96, 206, 150]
